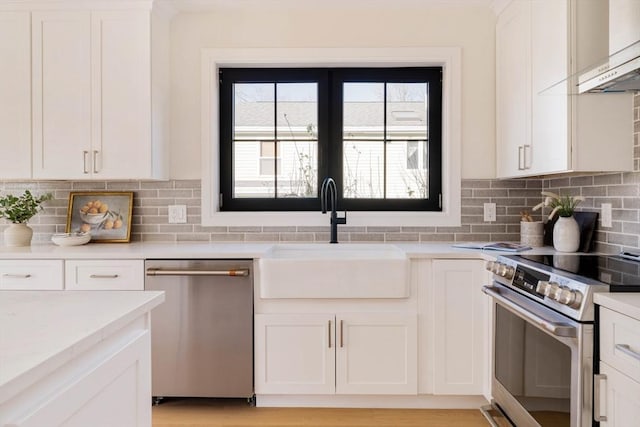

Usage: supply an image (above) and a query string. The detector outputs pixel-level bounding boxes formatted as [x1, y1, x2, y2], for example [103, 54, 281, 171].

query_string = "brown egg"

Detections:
[80, 223, 91, 233]
[86, 201, 94, 208]
[99, 204, 108, 213]
[88, 207, 98, 214]
[93, 201, 102, 209]
[104, 219, 114, 230]
[80, 205, 89, 213]
[113, 219, 123, 229]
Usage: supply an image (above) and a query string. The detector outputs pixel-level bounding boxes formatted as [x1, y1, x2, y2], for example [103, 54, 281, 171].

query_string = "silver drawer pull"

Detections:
[594, 374, 607, 422]
[89, 274, 119, 279]
[615, 344, 640, 362]
[145, 269, 249, 277]
[2, 273, 31, 279]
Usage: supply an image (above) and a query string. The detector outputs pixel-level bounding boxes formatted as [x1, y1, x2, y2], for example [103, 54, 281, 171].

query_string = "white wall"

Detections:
[170, 2, 496, 179]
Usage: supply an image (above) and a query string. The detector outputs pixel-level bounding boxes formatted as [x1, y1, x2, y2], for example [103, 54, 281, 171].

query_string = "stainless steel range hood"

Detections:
[578, 40, 640, 93]
[578, 0, 640, 93]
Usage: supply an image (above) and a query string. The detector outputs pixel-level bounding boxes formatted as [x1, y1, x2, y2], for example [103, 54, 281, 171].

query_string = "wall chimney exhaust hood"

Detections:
[578, 41, 640, 93]
[578, 0, 640, 94]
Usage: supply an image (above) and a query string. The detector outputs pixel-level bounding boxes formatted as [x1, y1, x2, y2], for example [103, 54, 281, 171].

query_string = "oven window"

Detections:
[494, 305, 572, 426]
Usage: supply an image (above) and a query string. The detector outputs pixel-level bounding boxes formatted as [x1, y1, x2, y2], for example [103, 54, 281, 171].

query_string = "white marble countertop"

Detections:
[0, 241, 562, 260]
[594, 292, 640, 320]
[0, 290, 164, 403]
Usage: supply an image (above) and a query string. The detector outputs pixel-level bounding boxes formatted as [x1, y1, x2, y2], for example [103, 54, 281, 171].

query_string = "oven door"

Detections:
[483, 284, 594, 427]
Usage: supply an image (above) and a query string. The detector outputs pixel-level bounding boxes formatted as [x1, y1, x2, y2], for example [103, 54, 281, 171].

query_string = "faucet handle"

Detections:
[336, 210, 347, 225]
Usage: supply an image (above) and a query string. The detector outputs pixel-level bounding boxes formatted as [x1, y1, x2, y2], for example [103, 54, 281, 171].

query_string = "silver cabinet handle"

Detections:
[340, 320, 344, 348]
[594, 374, 607, 422]
[328, 320, 332, 348]
[482, 286, 577, 338]
[2, 273, 31, 278]
[93, 150, 99, 173]
[523, 144, 531, 170]
[83, 150, 89, 174]
[89, 274, 119, 279]
[145, 269, 249, 277]
[615, 344, 640, 361]
[518, 145, 525, 170]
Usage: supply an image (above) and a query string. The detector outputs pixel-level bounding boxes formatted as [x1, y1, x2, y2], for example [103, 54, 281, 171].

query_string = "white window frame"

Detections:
[201, 47, 461, 227]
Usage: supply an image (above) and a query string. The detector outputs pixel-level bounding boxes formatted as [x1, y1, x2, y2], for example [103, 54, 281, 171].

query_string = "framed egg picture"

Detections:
[66, 192, 133, 243]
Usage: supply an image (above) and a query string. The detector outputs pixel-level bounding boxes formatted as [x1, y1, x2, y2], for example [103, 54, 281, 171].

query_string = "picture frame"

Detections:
[66, 192, 134, 243]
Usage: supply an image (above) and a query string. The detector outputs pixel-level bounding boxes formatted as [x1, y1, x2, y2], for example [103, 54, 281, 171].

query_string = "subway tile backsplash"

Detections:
[1, 93, 638, 249]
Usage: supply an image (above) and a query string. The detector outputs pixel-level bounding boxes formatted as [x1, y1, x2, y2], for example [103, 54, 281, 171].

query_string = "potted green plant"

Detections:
[0, 190, 53, 247]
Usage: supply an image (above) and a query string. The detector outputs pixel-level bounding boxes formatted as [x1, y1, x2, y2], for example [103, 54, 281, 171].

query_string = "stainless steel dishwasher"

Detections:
[144, 259, 253, 401]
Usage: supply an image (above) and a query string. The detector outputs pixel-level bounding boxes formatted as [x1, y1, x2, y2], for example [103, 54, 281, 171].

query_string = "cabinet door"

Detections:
[32, 11, 92, 180]
[598, 362, 640, 427]
[91, 11, 151, 179]
[530, 0, 570, 175]
[0, 260, 64, 290]
[336, 313, 417, 395]
[254, 314, 335, 394]
[0, 11, 31, 179]
[496, 0, 531, 178]
[431, 259, 487, 394]
[65, 260, 144, 290]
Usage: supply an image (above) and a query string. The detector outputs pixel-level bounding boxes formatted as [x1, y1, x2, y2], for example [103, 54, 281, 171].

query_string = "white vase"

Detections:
[4, 223, 33, 247]
[553, 216, 580, 253]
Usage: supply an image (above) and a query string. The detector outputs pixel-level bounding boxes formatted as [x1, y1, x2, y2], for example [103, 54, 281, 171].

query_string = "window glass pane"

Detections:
[234, 83, 274, 141]
[387, 83, 428, 140]
[234, 140, 274, 198]
[276, 140, 318, 197]
[343, 83, 384, 141]
[387, 140, 428, 199]
[343, 141, 384, 198]
[276, 83, 318, 141]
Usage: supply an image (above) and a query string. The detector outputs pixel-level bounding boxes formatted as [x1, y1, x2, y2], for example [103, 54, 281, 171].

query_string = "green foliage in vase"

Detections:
[0, 190, 53, 224]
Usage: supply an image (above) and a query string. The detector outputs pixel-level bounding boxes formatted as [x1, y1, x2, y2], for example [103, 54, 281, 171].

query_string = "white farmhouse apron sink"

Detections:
[258, 244, 409, 299]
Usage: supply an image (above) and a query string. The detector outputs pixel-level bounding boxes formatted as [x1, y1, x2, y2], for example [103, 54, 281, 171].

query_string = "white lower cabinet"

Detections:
[595, 306, 640, 426]
[0, 316, 152, 427]
[255, 313, 417, 395]
[421, 259, 488, 395]
[597, 362, 640, 426]
[0, 260, 64, 290]
[65, 260, 144, 290]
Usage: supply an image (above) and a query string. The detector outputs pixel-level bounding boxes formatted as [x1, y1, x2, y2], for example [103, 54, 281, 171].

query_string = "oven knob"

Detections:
[485, 261, 495, 272]
[555, 287, 583, 308]
[537, 281, 560, 299]
[492, 263, 514, 279]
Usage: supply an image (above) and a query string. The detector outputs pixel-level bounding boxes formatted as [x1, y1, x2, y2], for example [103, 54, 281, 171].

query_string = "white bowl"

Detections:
[51, 232, 91, 246]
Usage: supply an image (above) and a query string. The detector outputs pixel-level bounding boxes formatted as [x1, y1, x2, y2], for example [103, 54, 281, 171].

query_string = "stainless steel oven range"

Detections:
[480, 254, 620, 427]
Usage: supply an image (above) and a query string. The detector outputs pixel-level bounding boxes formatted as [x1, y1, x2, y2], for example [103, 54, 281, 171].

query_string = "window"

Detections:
[219, 67, 442, 212]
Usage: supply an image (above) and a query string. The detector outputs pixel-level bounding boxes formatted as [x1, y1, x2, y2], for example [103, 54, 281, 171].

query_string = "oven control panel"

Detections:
[512, 265, 549, 299]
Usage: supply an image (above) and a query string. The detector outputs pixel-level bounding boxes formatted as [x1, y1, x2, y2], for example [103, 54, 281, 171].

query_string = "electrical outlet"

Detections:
[601, 203, 612, 228]
[484, 202, 497, 222]
[168, 205, 187, 224]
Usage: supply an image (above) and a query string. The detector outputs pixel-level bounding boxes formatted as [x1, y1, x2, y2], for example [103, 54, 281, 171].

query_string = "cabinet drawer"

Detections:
[0, 260, 63, 290]
[600, 307, 640, 383]
[65, 260, 143, 290]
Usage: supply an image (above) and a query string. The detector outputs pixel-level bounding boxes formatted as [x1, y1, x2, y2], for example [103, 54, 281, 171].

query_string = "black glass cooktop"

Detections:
[509, 253, 640, 292]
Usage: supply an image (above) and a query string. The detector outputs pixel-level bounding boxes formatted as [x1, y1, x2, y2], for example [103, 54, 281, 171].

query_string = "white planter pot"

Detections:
[553, 216, 580, 253]
[520, 221, 544, 247]
[4, 223, 33, 247]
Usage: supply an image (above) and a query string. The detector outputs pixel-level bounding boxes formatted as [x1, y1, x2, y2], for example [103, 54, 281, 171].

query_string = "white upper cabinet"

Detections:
[496, 0, 634, 179]
[32, 8, 164, 180]
[496, 0, 531, 178]
[0, 1, 169, 181]
[0, 11, 32, 179]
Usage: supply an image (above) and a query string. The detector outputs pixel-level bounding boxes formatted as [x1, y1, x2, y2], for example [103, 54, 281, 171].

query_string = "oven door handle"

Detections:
[482, 285, 577, 338]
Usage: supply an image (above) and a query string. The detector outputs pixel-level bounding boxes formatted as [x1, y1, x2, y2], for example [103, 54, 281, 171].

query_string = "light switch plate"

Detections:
[601, 203, 612, 228]
[168, 205, 187, 224]
[484, 202, 497, 222]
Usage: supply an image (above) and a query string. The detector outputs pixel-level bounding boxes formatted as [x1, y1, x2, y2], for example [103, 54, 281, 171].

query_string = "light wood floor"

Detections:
[152, 398, 491, 427]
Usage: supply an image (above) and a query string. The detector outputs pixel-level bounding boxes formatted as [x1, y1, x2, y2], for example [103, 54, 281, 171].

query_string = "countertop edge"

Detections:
[594, 292, 640, 320]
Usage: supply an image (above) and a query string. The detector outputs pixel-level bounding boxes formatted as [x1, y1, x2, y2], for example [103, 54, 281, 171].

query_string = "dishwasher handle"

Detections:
[145, 268, 249, 277]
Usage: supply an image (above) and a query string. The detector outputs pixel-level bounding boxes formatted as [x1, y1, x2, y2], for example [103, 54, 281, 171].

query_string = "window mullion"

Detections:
[273, 83, 278, 198]
[383, 82, 388, 199]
